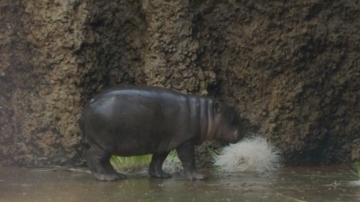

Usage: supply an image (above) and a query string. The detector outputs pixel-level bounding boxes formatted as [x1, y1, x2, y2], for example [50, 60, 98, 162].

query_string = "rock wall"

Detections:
[0, 0, 359, 166]
[141, 0, 216, 94]
[0, 0, 88, 165]
[80, 0, 145, 96]
[195, 0, 360, 164]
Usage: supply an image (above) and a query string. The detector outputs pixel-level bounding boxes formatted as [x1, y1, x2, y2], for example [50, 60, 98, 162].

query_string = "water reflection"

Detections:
[0, 166, 359, 202]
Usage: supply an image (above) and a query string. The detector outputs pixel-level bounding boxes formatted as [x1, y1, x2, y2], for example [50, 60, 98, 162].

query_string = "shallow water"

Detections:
[0, 166, 359, 202]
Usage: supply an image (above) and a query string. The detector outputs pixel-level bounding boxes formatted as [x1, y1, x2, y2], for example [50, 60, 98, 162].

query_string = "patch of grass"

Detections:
[352, 160, 360, 179]
[110, 150, 181, 173]
[167, 150, 178, 159]
[207, 147, 219, 159]
[110, 155, 152, 172]
[206, 147, 220, 169]
[207, 147, 223, 172]
[162, 150, 183, 174]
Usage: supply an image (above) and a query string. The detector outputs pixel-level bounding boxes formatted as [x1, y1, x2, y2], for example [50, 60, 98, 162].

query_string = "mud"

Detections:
[0, 166, 359, 202]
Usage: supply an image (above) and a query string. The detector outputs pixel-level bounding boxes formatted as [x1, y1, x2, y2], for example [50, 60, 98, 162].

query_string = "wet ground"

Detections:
[0, 166, 359, 202]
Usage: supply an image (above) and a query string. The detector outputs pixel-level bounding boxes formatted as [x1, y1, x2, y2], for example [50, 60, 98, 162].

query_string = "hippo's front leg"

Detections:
[176, 140, 208, 180]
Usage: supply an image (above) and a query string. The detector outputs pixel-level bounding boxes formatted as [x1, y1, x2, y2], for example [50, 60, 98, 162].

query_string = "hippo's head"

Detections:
[212, 101, 243, 144]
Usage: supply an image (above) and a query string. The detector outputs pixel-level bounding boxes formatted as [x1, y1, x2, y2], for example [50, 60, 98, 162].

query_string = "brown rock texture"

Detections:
[197, 0, 360, 164]
[0, 0, 359, 166]
[0, 0, 89, 165]
[141, 0, 215, 94]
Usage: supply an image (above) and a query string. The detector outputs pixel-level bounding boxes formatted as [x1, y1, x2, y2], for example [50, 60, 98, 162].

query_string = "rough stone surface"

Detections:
[141, 0, 216, 94]
[0, 0, 89, 166]
[79, 0, 146, 99]
[0, 0, 359, 166]
[195, 0, 360, 164]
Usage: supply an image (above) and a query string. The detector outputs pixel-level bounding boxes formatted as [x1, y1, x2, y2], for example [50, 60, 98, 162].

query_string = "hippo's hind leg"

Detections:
[148, 152, 171, 178]
[176, 140, 208, 180]
[86, 144, 126, 181]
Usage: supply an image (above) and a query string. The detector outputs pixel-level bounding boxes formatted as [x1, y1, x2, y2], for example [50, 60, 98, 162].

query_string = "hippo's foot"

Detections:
[93, 172, 127, 181]
[149, 152, 171, 178]
[149, 168, 171, 178]
[98, 160, 127, 181]
[185, 171, 208, 181]
[86, 146, 126, 181]
[90, 162, 127, 181]
[176, 140, 208, 181]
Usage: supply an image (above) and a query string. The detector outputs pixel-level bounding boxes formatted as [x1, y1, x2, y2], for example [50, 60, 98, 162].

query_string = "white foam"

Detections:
[348, 180, 360, 186]
[213, 135, 282, 173]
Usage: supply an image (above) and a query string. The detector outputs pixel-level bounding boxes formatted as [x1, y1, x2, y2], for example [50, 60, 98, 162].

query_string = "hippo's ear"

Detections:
[214, 101, 223, 113]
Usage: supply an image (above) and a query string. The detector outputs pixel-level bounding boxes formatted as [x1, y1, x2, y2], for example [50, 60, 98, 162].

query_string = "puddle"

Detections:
[0, 166, 359, 202]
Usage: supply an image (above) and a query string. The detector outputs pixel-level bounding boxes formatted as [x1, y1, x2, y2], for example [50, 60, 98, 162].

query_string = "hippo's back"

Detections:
[80, 86, 201, 155]
[92, 86, 186, 105]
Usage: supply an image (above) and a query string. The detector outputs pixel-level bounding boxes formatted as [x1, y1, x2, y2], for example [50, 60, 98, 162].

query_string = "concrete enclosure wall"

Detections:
[0, 0, 359, 166]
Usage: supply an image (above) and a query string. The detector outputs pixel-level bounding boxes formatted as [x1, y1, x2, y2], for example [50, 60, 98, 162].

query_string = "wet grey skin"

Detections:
[79, 85, 244, 181]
